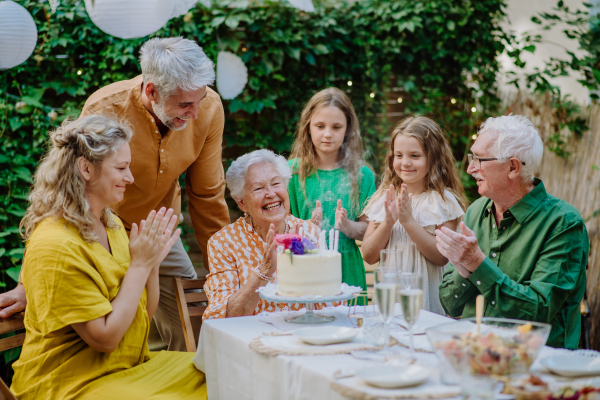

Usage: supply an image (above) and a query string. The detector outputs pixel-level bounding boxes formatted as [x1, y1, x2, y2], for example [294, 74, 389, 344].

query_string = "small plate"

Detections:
[541, 355, 600, 377]
[356, 365, 429, 389]
[293, 326, 359, 345]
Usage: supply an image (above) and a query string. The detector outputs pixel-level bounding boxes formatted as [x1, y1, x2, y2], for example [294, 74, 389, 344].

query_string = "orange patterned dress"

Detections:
[204, 215, 328, 320]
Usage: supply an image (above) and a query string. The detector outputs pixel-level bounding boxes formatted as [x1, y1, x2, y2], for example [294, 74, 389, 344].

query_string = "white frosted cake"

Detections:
[276, 251, 342, 297]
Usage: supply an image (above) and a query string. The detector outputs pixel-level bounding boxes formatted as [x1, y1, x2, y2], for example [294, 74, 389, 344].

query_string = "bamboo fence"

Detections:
[507, 93, 600, 349]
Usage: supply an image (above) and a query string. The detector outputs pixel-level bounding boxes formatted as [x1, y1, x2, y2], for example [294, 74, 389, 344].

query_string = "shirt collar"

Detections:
[505, 178, 547, 223]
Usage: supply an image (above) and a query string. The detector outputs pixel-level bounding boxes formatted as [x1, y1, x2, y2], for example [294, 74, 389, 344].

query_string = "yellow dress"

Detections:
[11, 216, 207, 400]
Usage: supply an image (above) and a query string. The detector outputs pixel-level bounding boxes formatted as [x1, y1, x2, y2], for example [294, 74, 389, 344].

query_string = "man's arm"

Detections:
[185, 99, 230, 267]
[438, 265, 480, 318]
[437, 220, 588, 323]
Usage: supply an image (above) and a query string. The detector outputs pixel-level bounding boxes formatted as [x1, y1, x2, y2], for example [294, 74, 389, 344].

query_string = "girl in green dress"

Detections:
[288, 88, 375, 290]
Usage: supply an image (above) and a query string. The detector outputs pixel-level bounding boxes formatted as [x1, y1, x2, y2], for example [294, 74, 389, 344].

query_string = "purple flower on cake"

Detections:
[301, 237, 316, 252]
[289, 238, 305, 255]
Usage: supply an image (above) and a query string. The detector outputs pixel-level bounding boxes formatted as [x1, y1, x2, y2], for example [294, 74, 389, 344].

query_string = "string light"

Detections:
[77, 69, 82, 75]
[451, 98, 456, 104]
[397, 97, 403, 103]
[471, 106, 477, 113]
[369, 92, 375, 98]
[347, 81, 352, 86]
[472, 134, 478, 140]
[242, 47, 247, 52]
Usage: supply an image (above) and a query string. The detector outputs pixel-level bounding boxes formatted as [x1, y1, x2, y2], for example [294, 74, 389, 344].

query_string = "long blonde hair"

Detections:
[289, 87, 365, 214]
[20, 115, 133, 242]
[371, 116, 468, 211]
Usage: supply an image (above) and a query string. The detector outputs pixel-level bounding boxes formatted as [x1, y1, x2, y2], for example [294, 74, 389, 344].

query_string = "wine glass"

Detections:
[347, 291, 371, 327]
[399, 273, 423, 361]
[374, 268, 397, 354]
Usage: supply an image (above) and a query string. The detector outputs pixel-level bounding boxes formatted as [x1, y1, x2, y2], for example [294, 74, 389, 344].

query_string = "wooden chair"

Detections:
[0, 316, 24, 400]
[173, 277, 208, 352]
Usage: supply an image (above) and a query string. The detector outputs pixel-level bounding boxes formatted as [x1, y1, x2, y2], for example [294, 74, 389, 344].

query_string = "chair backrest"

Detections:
[0, 317, 24, 400]
[173, 277, 208, 353]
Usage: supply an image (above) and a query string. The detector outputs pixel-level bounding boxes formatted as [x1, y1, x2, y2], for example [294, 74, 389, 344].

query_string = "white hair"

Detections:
[226, 149, 292, 200]
[479, 114, 544, 182]
[139, 37, 215, 97]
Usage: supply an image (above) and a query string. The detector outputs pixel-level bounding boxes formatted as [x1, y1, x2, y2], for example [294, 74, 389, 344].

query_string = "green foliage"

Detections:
[0, 0, 508, 288]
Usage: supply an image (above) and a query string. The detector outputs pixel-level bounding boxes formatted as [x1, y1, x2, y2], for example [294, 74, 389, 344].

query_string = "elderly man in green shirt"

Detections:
[435, 115, 588, 349]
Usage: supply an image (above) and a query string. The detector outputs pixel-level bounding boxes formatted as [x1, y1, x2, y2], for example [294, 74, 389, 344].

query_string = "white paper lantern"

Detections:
[288, 0, 314, 12]
[217, 51, 248, 100]
[170, 0, 198, 18]
[0, 0, 38, 70]
[84, 0, 174, 39]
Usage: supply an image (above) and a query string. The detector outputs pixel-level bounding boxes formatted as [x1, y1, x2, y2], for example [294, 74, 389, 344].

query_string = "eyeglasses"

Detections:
[467, 154, 526, 170]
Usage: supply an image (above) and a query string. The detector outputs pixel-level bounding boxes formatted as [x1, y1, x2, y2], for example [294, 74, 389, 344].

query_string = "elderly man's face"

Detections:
[239, 163, 290, 231]
[467, 131, 511, 199]
[152, 86, 207, 131]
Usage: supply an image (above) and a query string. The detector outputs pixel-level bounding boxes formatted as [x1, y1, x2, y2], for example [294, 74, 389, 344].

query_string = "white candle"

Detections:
[328, 229, 334, 252]
[334, 230, 339, 252]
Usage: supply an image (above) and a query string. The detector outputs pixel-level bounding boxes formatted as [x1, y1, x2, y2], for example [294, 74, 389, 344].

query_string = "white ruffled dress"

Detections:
[363, 189, 465, 315]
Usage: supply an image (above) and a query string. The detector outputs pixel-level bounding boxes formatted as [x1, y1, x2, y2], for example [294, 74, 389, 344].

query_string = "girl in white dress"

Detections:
[361, 116, 468, 314]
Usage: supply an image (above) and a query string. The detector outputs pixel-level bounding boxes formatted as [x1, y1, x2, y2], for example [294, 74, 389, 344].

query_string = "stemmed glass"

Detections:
[374, 268, 397, 354]
[380, 244, 417, 319]
[399, 273, 423, 361]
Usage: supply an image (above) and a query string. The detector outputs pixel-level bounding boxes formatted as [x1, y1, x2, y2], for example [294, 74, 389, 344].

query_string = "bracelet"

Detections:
[253, 268, 272, 281]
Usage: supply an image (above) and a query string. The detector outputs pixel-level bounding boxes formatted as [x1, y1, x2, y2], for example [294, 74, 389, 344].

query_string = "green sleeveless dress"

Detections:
[287, 160, 376, 290]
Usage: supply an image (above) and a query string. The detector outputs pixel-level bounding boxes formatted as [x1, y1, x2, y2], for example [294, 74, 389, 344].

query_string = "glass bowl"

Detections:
[426, 317, 551, 377]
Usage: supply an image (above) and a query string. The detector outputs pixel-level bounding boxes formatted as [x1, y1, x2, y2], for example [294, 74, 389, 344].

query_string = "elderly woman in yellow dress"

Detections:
[204, 149, 324, 319]
[11, 115, 206, 400]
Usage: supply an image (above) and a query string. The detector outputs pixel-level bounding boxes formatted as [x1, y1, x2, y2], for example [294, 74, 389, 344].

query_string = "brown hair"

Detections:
[289, 87, 365, 214]
[371, 116, 468, 211]
[20, 115, 133, 242]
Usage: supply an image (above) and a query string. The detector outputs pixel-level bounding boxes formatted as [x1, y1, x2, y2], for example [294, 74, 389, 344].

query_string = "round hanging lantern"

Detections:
[0, 0, 38, 70]
[170, 0, 198, 19]
[216, 51, 248, 100]
[288, 0, 314, 12]
[84, 0, 174, 39]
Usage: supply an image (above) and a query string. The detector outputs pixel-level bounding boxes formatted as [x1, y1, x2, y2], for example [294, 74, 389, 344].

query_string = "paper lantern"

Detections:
[171, 0, 198, 18]
[216, 51, 248, 100]
[0, 0, 38, 70]
[288, 0, 314, 12]
[84, 0, 174, 39]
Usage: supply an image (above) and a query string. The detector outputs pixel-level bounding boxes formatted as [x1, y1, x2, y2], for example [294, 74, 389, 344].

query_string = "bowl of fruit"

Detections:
[426, 318, 551, 377]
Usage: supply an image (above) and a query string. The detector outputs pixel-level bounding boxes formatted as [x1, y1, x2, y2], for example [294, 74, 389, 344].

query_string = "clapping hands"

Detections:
[310, 200, 323, 228]
[383, 184, 413, 226]
[334, 199, 349, 231]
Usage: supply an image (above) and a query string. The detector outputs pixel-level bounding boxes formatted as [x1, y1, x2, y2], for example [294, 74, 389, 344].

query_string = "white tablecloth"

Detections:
[193, 307, 455, 400]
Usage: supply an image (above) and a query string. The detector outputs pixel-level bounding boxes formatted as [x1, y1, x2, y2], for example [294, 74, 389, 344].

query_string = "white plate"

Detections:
[293, 326, 359, 345]
[356, 365, 429, 389]
[541, 355, 600, 377]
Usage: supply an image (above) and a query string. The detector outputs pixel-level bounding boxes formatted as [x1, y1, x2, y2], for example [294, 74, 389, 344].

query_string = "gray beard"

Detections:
[152, 100, 187, 131]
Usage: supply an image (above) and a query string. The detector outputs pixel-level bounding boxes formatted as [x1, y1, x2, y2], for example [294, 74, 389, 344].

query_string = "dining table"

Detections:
[193, 305, 461, 400]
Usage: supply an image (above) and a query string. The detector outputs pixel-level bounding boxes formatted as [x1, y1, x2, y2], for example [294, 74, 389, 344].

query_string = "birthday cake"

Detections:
[275, 233, 342, 297]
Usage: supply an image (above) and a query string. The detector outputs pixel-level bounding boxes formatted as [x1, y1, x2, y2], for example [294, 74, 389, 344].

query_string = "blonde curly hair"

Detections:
[20, 115, 133, 242]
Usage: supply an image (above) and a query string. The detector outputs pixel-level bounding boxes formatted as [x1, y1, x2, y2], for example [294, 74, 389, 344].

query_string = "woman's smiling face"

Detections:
[238, 162, 290, 231]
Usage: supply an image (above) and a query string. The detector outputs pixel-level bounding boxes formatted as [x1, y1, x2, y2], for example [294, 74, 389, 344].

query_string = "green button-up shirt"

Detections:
[439, 179, 588, 349]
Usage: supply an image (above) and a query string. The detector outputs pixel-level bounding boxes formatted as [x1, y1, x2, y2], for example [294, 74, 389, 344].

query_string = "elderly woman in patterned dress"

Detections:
[203, 149, 323, 319]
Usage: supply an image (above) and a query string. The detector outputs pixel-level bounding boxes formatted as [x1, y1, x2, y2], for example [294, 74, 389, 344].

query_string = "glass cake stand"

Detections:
[258, 284, 362, 324]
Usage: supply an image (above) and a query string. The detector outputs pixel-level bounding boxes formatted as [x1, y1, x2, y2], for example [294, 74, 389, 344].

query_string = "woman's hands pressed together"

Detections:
[129, 207, 181, 270]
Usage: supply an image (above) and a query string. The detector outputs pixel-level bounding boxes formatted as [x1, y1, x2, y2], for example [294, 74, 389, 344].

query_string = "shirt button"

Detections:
[493, 224, 496, 228]
[160, 170, 163, 173]
[491, 252, 496, 258]
[455, 295, 458, 298]
[462, 283, 466, 287]
[161, 149, 164, 152]
[476, 281, 481, 285]
[491, 301, 495, 305]
[155, 130, 158, 133]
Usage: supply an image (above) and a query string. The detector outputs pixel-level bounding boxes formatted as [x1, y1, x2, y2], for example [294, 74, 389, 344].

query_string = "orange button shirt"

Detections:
[81, 75, 230, 265]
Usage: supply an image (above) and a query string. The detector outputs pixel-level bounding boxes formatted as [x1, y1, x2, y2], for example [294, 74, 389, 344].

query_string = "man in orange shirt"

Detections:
[1, 37, 230, 351]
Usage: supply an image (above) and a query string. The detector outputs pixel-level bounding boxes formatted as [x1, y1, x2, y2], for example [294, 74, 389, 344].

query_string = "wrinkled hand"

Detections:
[129, 207, 181, 271]
[259, 224, 277, 277]
[334, 199, 349, 232]
[0, 284, 26, 320]
[310, 200, 323, 228]
[397, 184, 414, 225]
[435, 222, 486, 278]
[383, 184, 399, 225]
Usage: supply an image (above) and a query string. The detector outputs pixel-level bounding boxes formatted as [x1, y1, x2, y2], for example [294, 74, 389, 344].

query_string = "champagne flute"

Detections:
[399, 274, 423, 360]
[374, 269, 397, 354]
